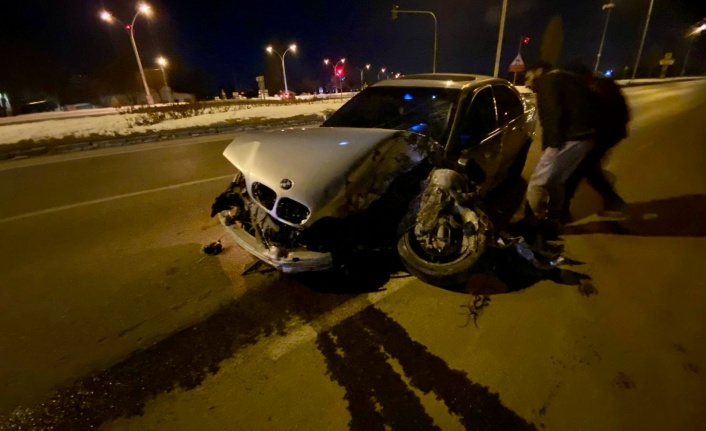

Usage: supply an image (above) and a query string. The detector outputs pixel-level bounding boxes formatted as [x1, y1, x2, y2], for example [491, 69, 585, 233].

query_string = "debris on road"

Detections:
[495, 234, 565, 270]
[459, 295, 491, 328]
[203, 240, 223, 256]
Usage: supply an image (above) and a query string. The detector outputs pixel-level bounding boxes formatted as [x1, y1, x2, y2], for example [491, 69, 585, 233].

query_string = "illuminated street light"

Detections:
[100, 10, 114, 22]
[682, 20, 706, 76]
[377, 67, 388, 81]
[594, 2, 616, 72]
[391, 4, 438, 73]
[266, 44, 297, 94]
[99, 3, 156, 105]
[156, 56, 172, 103]
[324, 58, 346, 94]
[354, 64, 371, 90]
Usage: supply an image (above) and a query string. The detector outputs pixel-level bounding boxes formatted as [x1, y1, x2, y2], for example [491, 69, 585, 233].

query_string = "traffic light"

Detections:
[522, 36, 530, 45]
[391, 4, 399, 20]
[335, 66, 345, 77]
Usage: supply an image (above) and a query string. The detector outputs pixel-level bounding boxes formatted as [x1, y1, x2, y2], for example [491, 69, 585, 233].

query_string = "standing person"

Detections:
[562, 74, 629, 221]
[523, 62, 598, 239]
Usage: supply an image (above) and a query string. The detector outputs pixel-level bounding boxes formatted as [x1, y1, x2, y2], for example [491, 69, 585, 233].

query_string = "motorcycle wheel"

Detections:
[397, 207, 490, 287]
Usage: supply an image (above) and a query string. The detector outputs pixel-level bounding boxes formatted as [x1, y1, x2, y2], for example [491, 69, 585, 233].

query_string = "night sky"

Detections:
[1, 0, 705, 101]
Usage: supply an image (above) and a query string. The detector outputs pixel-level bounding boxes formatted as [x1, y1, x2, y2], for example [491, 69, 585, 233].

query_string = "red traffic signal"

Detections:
[522, 36, 530, 45]
[335, 66, 345, 77]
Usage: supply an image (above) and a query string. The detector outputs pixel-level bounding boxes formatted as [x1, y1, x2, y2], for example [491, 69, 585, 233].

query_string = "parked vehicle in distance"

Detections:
[211, 73, 537, 286]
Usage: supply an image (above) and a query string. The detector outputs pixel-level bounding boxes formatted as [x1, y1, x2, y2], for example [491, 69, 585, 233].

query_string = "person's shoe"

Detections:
[598, 199, 626, 218]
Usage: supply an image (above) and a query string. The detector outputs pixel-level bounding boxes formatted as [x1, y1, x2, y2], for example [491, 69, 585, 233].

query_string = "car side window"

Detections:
[493, 85, 523, 127]
[457, 87, 497, 148]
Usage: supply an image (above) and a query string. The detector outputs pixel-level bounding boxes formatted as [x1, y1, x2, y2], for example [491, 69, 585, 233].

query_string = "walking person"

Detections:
[522, 62, 598, 239]
[562, 74, 629, 221]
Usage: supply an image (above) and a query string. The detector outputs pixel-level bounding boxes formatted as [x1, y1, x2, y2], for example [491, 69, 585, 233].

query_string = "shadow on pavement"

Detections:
[294, 249, 404, 294]
[317, 306, 537, 430]
[0, 268, 362, 430]
[463, 248, 591, 296]
[563, 194, 706, 237]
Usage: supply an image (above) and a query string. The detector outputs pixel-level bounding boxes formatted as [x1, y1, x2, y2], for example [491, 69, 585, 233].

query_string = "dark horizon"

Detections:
[1, 0, 705, 102]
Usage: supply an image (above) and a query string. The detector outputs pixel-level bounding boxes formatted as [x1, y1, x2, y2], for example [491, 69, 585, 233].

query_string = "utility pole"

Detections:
[493, 0, 509, 78]
[632, 0, 655, 80]
[595, 3, 616, 72]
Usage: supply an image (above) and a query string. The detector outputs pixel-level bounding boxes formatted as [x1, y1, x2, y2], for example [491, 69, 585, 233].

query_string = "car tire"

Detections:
[397, 208, 490, 287]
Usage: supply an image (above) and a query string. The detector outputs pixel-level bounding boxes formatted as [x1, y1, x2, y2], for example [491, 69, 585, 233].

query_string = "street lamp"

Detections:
[377, 67, 388, 81]
[324, 58, 346, 94]
[156, 56, 172, 103]
[594, 2, 616, 72]
[682, 21, 706, 76]
[100, 3, 155, 105]
[266, 44, 297, 95]
[632, 0, 655, 79]
[391, 5, 438, 73]
[354, 64, 371, 90]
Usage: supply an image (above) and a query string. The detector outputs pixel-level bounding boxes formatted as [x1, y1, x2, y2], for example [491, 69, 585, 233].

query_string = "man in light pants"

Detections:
[524, 64, 597, 239]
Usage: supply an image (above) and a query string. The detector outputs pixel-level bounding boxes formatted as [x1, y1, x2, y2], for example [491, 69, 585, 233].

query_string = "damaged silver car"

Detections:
[211, 74, 537, 286]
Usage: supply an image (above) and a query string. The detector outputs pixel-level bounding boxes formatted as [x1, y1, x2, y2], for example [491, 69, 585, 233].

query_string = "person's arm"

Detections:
[536, 75, 562, 150]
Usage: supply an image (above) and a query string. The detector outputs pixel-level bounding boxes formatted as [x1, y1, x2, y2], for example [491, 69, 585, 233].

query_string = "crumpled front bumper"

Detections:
[219, 215, 334, 273]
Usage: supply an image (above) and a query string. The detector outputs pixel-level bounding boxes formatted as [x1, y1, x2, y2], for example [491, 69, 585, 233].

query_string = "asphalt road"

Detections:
[1, 80, 705, 430]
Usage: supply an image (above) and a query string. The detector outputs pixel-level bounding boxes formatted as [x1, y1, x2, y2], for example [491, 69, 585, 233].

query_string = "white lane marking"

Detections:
[0, 135, 237, 173]
[267, 280, 408, 360]
[0, 174, 234, 224]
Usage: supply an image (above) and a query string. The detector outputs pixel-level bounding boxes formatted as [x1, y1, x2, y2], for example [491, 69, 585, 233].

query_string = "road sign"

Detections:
[659, 52, 675, 66]
[509, 54, 525, 73]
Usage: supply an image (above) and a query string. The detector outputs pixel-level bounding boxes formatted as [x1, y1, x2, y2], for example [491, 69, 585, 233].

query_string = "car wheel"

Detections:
[397, 206, 491, 287]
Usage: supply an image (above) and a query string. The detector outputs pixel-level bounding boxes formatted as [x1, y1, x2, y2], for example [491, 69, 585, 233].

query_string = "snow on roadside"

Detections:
[0, 100, 346, 146]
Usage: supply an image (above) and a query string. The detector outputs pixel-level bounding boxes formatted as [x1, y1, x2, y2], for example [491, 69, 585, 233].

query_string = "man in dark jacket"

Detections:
[524, 63, 598, 237]
[562, 75, 629, 221]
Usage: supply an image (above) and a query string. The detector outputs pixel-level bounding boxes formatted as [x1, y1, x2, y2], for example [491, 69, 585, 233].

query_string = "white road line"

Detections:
[0, 175, 234, 224]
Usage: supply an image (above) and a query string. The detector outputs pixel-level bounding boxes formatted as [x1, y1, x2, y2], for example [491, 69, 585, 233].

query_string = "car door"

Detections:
[453, 86, 503, 193]
[492, 84, 527, 178]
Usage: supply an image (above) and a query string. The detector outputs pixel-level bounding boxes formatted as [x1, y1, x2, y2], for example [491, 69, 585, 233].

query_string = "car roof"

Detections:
[372, 73, 503, 90]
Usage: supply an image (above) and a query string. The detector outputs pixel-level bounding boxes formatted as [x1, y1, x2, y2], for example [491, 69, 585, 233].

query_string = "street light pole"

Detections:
[493, 0, 509, 78]
[100, 3, 155, 105]
[681, 22, 706, 76]
[595, 2, 616, 72]
[632, 0, 655, 80]
[324, 58, 346, 95]
[377, 68, 387, 81]
[266, 44, 297, 94]
[355, 64, 371, 90]
[391, 5, 438, 73]
[156, 56, 172, 103]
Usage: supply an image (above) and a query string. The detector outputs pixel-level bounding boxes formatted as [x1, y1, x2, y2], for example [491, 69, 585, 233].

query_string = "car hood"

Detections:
[223, 127, 428, 226]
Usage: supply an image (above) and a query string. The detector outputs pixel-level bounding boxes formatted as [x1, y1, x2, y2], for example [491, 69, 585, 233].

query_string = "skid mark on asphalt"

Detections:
[317, 306, 537, 431]
[0, 271, 388, 430]
[0, 175, 234, 224]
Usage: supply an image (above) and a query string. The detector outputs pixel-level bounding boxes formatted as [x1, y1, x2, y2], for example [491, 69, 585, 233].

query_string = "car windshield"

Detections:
[322, 86, 461, 142]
